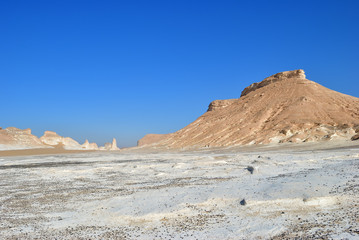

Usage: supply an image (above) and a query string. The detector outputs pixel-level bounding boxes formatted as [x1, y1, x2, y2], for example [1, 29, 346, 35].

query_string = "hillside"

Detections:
[138, 70, 359, 148]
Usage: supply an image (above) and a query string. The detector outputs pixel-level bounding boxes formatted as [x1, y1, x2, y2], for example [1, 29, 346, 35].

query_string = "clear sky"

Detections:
[1, 0, 359, 147]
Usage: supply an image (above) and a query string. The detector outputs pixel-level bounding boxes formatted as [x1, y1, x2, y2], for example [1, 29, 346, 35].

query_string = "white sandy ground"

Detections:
[0, 144, 52, 151]
[0, 144, 359, 239]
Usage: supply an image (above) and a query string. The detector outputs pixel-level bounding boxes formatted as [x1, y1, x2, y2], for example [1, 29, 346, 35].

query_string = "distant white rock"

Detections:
[1, 126, 119, 152]
[99, 138, 120, 151]
[81, 139, 99, 150]
[40, 131, 82, 150]
[0, 127, 47, 150]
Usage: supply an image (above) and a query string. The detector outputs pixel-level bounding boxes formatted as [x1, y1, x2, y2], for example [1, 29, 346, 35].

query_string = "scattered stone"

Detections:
[351, 134, 359, 141]
[246, 166, 254, 174]
[240, 199, 246, 206]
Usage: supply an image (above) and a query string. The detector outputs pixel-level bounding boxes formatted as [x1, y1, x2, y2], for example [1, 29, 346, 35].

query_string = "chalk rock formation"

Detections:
[0, 127, 44, 148]
[40, 131, 82, 149]
[0, 127, 102, 151]
[81, 139, 99, 150]
[99, 138, 120, 151]
[138, 69, 359, 148]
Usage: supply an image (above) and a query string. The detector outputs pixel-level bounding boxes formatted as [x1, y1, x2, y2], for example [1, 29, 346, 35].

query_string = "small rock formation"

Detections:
[138, 69, 359, 148]
[351, 134, 359, 141]
[99, 138, 120, 151]
[40, 131, 82, 149]
[81, 139, 99, 150]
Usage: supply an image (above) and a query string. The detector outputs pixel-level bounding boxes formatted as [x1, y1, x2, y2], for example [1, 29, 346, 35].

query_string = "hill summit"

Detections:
[138, 70, 359, 148]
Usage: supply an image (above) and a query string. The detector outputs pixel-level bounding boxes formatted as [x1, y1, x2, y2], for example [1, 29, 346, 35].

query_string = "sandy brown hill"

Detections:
[138, 70, 359, 148]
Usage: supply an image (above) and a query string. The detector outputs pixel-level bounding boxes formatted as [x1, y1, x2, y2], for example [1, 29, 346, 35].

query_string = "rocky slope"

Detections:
[138, 70, 359, 148]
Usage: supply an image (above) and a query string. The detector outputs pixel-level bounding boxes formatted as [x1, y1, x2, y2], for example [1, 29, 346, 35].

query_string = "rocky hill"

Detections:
[138, 70, 359, 148]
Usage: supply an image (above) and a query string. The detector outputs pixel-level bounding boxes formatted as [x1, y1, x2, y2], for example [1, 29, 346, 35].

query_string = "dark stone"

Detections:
[240, 199, 246, 206]
[351, 134, 359, 141]
[246, 166, 254, 174]
[279, 129, 287, 135]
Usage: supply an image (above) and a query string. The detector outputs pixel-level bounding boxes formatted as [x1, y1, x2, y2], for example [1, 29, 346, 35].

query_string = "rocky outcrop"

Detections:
[40, 131, 82, 149]
[0, 127, 44, 147]
[0, 127, 111, 151]
[207, 99, 237, 112]
[240, 69, 306, 97]
[81, 139, 99, 150]
[138, 69, 359, 148]
[99, 138, 120, 150]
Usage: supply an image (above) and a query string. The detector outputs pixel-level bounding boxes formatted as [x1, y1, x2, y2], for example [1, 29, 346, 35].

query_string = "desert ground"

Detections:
[1, 142, 359, 239]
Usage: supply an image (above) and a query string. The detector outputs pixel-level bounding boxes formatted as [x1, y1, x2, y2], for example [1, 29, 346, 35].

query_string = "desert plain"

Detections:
[1, 141, 359, 239]
[1, 70, 359, 239]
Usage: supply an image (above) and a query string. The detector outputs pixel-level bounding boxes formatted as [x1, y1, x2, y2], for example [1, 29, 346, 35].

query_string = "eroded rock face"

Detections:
[138, 69, 359, 148]
[207, 99, 237, 112]
[241, 69, 306, 97]
[40, 131, 82, 149]
[0, 127, 44, 147]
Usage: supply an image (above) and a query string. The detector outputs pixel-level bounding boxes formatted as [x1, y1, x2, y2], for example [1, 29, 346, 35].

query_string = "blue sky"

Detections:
[1, 0, 358, 147]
